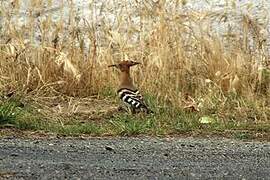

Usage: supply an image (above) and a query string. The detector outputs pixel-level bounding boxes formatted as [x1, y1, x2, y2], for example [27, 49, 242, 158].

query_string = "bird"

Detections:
[108, 60, 153, 114]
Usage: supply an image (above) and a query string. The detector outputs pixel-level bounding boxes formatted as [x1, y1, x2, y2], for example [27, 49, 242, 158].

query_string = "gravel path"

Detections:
[0, 137, 269, 180]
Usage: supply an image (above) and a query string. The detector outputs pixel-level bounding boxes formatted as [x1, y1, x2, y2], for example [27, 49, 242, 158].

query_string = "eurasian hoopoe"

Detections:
[108, 60, 153, 114]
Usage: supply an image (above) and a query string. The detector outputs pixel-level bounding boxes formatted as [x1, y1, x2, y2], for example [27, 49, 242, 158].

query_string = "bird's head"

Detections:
[108, 60, 140, 72]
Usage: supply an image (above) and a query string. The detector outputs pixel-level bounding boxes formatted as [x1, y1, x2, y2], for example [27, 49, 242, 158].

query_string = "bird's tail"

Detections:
[146, 108, 154, 114]
[142, 105, 154, 114]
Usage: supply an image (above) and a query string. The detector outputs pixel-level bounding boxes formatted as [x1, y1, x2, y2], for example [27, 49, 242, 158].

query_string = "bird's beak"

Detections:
[108, 64, 117, 68]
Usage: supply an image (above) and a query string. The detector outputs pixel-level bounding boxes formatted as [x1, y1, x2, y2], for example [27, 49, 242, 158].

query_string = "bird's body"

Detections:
[117, 88, 148, 113]
[108, 60, 153, 114]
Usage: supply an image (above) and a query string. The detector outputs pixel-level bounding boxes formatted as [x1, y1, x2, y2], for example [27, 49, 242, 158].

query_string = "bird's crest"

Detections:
[108, 60, 140, 72]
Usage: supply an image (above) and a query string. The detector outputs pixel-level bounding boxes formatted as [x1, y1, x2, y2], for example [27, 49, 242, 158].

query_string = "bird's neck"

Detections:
[120, 70, 135, 90]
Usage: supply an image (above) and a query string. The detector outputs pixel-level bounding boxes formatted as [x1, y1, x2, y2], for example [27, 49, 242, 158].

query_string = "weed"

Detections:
[0, 101, 19, 125]
[0, 96, 27, 126]
[234, 132, 251, 140]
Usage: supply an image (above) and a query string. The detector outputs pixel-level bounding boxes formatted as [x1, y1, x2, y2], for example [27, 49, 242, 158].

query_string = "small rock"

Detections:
[33, 141, 40, 144]
[163, 153, 169, 157]
[105, 146, 114, 151]
[10, 153, 19, 157]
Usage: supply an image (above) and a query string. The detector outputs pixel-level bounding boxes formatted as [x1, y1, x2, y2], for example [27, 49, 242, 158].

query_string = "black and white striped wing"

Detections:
[117, 88, 146, 109]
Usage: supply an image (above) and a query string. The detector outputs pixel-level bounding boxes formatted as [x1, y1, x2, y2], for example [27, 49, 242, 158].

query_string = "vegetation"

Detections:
[0, 100, 20, 125]
[0, 1, 269, 139]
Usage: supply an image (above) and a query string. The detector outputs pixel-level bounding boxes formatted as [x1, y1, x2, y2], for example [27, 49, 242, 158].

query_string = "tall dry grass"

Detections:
[0, 0, 269, 122]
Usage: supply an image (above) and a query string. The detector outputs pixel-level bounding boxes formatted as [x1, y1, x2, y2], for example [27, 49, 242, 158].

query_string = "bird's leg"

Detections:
[130, 107, 136, 114]
[117, 105, 129, 113]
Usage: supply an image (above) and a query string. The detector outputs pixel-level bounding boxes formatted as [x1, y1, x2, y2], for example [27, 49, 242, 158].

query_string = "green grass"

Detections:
[0, 102, 18, 125]
[0, 94, 269, 140]
[0, 98, 24, 126]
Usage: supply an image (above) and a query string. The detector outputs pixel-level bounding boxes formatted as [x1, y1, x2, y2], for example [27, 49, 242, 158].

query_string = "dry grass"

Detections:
[0, 0, 269, 130]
